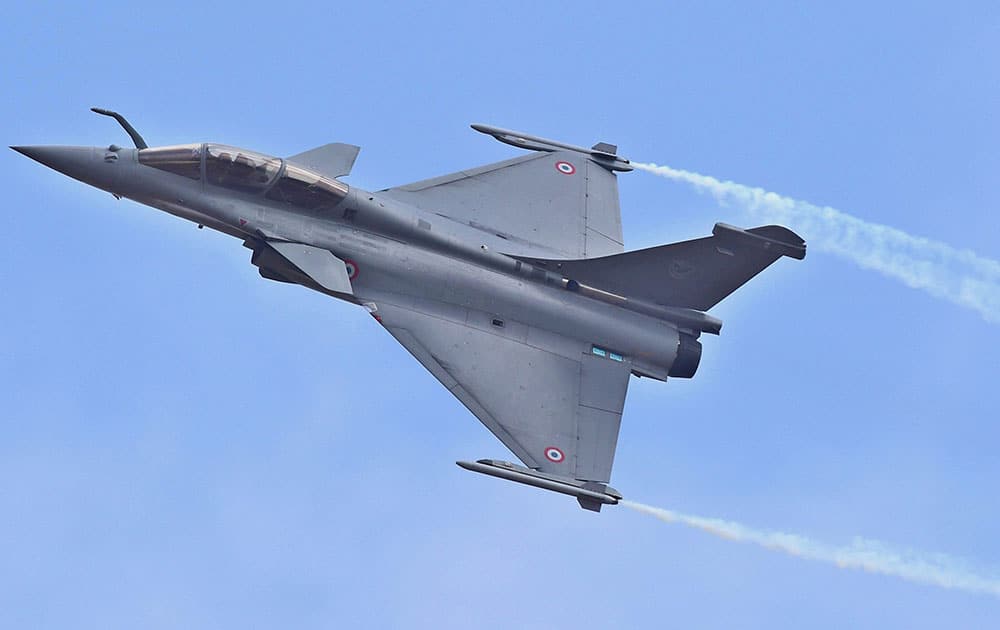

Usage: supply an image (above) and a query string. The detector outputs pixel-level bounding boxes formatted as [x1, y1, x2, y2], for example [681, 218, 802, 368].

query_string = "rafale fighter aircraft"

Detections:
[12, 109, 805, 511]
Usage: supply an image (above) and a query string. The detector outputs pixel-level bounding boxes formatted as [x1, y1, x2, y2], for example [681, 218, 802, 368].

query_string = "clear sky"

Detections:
[2, 2, 998, 628]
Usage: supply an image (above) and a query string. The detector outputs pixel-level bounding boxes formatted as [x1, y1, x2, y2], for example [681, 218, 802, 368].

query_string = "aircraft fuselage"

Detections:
[15, 144, 685, 379]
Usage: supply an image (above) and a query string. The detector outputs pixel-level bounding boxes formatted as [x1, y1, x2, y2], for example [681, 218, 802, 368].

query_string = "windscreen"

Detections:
[138, 144, 202, 180]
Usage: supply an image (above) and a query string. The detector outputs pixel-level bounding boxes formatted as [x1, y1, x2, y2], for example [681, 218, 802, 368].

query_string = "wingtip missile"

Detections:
[470, 124, 632, 172]
[457, 459, 621, 512]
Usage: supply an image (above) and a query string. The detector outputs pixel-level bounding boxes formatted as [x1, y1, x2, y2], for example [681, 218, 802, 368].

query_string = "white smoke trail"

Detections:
[632, 162, 1000, 324]
[623, 499, 1000, 597]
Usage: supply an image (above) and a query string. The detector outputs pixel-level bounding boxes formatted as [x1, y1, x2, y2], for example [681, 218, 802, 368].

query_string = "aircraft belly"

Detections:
[241, 209, 679, 375]
[343, 241, 681, 374]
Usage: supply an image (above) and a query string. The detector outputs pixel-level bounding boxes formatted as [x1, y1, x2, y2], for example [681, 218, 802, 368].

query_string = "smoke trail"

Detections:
[623, 499, 1000, 597]
[632, 162, 1000, 324]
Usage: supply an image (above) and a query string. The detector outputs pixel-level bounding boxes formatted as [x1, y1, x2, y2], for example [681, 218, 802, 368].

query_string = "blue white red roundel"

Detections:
[344, 259, 359, 280]
[544, 446, 565, 463]
[555, 161, 576, 175]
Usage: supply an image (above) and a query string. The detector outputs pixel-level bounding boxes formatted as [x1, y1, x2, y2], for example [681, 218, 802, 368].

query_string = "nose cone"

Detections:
[11, 145, 116, 191]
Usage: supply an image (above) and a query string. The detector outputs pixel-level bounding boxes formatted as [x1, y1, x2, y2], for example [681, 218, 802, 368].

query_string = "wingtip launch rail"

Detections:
[457, 459, 622, 512]
[471, 123, 633, 172]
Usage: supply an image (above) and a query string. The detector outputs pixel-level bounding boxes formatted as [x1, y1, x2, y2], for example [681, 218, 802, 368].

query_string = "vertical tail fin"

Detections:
[514, 223, 805, 311]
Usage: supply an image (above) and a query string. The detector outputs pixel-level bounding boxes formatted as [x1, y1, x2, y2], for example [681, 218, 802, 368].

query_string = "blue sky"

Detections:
[2, 2, 998, 628]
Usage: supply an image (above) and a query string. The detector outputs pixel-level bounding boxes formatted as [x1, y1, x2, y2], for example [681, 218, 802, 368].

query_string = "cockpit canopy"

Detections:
[205, 144, 280, 193]
[138, 143, 349, 211]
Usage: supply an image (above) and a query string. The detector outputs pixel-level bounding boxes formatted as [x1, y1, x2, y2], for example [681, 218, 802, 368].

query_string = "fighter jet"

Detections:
[12, 109, 805, 512]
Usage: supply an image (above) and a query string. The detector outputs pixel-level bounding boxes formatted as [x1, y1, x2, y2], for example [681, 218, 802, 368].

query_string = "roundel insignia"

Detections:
[555, 161, 576, 175]
[344, 259, 359, 280]
[544, 446, 565, 463]
[669, 258, 695, 280]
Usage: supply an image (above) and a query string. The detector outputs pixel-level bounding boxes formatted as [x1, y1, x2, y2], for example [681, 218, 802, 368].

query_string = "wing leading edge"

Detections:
[380, 150, 624, 259]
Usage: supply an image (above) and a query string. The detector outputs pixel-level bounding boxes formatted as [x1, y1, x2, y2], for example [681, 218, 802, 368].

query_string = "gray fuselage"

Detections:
[19, 144, 687, 380]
